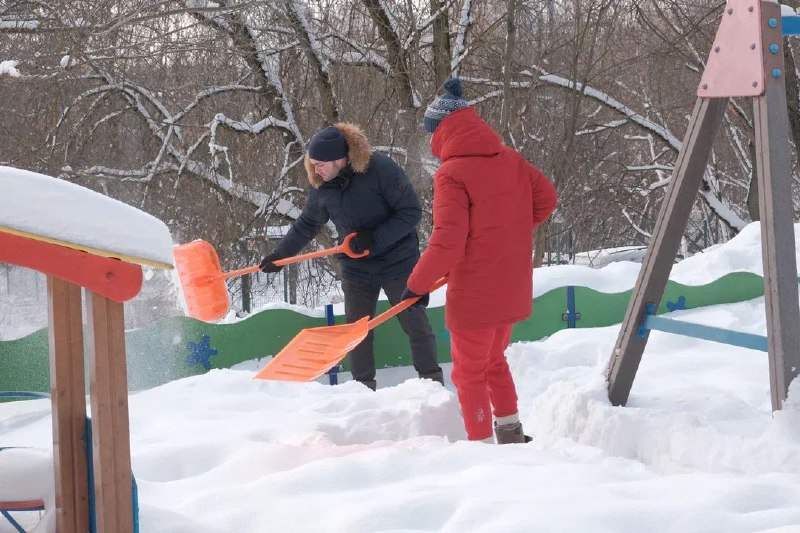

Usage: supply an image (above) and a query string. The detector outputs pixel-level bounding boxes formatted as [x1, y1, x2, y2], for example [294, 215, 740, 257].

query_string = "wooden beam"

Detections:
[47, 276, 90, 533]
[753, 2, 800, 409]
[608, 1, 800, 412]
[606, 97, 729, 406]
[87, 291, 134, 532]
[0, 230, 143, 303]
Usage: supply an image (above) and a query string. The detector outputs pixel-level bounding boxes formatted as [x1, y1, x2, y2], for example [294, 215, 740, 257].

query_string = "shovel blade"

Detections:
[173, 240, 229, 322]
[254, 317, 370, 382]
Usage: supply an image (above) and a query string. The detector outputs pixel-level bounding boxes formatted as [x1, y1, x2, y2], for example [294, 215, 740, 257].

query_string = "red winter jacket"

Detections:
[407, 107, 557, 330]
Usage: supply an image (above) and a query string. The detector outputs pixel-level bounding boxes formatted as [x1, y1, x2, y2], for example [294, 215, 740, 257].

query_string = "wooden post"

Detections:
[753, 72, 800, 410]
[606, 97, 729, 406]
[87, 291, 134, 532]
[47, 276, 90, 533]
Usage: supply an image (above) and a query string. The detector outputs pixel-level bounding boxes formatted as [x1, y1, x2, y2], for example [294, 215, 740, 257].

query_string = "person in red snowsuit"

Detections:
[402, 78, 557, 443]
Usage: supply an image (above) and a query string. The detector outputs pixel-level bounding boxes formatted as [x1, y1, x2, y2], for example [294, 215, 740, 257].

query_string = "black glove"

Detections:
[259, 251, 284, 273]
[400, 286, 429, 308]
[349, 230, 374, 254]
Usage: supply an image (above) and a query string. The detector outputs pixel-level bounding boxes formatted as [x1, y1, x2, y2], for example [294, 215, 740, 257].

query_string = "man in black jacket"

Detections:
[260, 123, 443, 390]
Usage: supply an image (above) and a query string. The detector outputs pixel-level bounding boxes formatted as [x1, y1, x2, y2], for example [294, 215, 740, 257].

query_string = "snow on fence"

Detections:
[0, 271, 769, 394]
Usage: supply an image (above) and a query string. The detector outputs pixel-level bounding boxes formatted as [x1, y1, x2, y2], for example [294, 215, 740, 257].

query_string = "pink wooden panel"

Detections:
[698, 0, 765, 97]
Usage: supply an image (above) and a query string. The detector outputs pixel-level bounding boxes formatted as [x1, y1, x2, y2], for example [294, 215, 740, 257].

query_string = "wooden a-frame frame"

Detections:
[1, 232, 142, 532]
[607, 0, 800, 411]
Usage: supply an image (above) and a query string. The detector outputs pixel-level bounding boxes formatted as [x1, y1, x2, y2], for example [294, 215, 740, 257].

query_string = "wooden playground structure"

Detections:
[608, 0, 800, 412]
[4, 2, 800, 529]
[0, 167, 173, 532]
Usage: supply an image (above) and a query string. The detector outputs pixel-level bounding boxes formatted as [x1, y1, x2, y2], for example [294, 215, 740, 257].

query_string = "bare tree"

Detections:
[2, 0, 798, 312]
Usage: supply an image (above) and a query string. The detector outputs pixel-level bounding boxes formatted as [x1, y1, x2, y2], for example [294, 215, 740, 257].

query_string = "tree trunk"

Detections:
[533, 223, 549, 268]
[500, 0, 518, 146]
[430, 0, 451, 87]
[361, 0, 421, 177]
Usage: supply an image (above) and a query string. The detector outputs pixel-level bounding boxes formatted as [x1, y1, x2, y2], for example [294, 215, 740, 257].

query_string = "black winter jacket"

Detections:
[274, 133, 422, 282]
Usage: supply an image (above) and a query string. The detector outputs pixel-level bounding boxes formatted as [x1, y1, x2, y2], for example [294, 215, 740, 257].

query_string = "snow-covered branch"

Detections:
[467, 68, 746, 231]
[60, 164, 178, 182]
[362, 0, 417, 111]
[622, 208, 652, 239]
[451, 0, 473, 75]
[338, 49, 391, 73]
[627, 164, 675, 173]
[372, 145, 408, 157]
[188, 3, 303, 144]
[402, 0, 456, 50]
[53, 84, 122, 145]
[284, 0, 338, 121]
[521, 67, 683, 150]
[209, 112, 296, 136]
[91, 70, 297, 215]
[172, 85, 261, 124]
[0, 60, 21, 77]
[286, 0, 330, 74]
[576, 119, 627, 136]
[0, 19, 38, 30]
[376, 0, 402, 39]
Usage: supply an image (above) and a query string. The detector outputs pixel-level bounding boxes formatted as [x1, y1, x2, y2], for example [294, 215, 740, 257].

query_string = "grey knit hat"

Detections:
[423, 78, 470, 134]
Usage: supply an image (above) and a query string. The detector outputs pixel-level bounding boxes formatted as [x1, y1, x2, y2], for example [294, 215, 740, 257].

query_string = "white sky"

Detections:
[2, 221, 800, 532]
[0, 166, 174, 268]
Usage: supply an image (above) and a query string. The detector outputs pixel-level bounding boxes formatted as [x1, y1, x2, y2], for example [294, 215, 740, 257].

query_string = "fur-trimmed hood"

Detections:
[304, 122, 372, 188]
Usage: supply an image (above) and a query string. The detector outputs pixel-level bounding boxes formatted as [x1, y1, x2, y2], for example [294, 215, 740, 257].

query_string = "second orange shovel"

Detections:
[253, 278, 447, 382]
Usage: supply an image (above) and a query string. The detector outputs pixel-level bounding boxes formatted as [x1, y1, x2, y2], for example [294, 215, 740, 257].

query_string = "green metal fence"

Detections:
[0, 272, 770, 393]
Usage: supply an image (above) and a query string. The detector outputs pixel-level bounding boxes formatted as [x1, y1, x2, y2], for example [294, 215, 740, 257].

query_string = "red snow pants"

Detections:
[449, 324, 519, 440]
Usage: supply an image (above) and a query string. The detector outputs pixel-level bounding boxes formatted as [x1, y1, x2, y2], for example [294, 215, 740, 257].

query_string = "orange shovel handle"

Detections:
[367, 277, 447, 330]
[220, 233, 369, 280]
[220, 264, 262, 279]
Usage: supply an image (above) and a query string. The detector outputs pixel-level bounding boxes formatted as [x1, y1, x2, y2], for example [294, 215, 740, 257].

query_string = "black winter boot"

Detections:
[357, 379, 377, 391]
[494, 421, 532, 444]
[418, 369, 444, 386]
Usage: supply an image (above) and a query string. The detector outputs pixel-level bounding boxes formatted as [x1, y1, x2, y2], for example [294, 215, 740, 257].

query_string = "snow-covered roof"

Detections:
[0, 166, 174, 269]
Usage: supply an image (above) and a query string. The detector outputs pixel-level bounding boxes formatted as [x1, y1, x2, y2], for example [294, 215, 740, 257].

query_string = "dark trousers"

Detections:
[341, 277, 440, 382]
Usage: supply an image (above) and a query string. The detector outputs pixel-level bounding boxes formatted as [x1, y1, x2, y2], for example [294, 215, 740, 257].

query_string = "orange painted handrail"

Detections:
[0, 499, 45, 511]
[0, 230, 142, 302]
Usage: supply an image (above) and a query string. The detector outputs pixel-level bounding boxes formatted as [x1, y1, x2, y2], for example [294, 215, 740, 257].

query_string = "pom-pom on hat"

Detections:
[423, 78, 470, 134]
[308, 126, 348, 161]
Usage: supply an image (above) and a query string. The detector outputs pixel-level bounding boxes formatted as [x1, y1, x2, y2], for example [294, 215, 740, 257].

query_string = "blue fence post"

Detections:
[561, 286, 581, 328]
[324, 304, 341, 385]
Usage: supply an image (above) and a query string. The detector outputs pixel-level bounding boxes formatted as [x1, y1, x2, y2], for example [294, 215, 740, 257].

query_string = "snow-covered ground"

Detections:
[2, 222, 800, 532]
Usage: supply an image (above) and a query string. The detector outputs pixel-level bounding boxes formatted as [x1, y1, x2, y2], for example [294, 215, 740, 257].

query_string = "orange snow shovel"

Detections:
[253, 277, 447, 382]
[173, 233, 368, 322]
